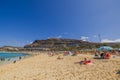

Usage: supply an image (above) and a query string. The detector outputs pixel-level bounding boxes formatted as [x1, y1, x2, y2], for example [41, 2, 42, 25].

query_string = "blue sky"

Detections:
[0, 0, 120, 46]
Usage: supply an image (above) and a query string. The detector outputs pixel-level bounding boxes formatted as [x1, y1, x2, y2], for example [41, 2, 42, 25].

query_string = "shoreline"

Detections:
[0, 52, 32, 66]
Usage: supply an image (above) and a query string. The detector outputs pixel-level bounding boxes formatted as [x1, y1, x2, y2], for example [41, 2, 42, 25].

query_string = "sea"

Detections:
[0, 52, 29, 65]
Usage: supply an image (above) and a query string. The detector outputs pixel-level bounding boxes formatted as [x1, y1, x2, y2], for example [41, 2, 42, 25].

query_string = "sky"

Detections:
[0, 0, 120, 47]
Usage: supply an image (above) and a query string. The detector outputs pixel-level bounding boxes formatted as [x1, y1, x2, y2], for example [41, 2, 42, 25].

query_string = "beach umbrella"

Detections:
[114, 48, 120, 52]
[97, 46, 113, 51]
[114, 48, 120, 50]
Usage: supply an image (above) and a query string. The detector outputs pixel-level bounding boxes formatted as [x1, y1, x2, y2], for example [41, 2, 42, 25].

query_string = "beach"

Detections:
[0, 52, 120, 80]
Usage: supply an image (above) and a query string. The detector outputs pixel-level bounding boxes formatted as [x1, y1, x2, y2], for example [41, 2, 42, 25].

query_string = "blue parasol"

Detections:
[97, 46, 113, 51]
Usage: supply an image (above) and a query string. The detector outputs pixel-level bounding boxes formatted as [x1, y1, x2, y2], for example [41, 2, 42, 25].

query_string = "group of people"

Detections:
[0, 57, 5, 61]
[13, 56, 22, 63]
[65, 50, 113, 65]
[64, 51, 78, 56]
[94, 51, 111, 59]
[47, 50, 115, 65]
[47, 51, 55, 56]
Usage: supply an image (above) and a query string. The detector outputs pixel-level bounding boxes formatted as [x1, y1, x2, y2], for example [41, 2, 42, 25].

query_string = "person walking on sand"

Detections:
[19, 56, 22, 60]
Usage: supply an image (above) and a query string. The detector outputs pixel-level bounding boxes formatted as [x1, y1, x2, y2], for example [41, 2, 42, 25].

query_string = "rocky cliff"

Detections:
[24, 38, 120, 51]
[24, 38, 99, 50]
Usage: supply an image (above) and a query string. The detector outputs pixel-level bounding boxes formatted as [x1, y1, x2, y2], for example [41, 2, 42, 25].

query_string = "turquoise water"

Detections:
[0, 52, 29, 65]
[0, 52, 29, 59]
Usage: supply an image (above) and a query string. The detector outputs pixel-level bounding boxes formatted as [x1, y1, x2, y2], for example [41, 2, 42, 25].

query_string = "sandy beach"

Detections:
[0, 52, 120, 80]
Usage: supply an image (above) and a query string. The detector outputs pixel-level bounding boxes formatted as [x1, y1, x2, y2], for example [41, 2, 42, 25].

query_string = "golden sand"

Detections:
[0, 53, 120, 80]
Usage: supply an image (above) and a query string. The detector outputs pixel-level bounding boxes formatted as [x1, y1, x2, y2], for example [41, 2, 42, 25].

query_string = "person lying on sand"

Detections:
[75, 58, 92, 65]
[57, 56, 63, 60]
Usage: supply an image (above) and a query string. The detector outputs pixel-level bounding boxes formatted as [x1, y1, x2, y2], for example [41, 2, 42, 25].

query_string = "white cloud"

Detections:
[57, 35, 62, 38]
[47, 35, 62, 39]
[26, 41, 33, 44]
[80, 36, 89, 41]
[29, 42, 33, 44]
[47, 37, 50, 39]
[102, 39, 120, 43]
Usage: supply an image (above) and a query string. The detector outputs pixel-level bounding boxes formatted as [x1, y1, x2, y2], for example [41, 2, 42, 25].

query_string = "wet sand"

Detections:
[0, 53, 120, 80]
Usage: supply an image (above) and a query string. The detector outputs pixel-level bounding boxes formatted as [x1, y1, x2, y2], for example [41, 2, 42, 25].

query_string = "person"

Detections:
[104, 52, 111, 59]
[48, 51, 54, 57]
[72, 51, 76, 56]
[19, 56, 22, 60]
[75, 51, 79, 55]
[75, 58, 92, 65]
[79, 58, 87, 65]
[64, 51, 68, 56]
[100, 52, 105, 59]
[0, 57, 5, 61]
[82, 58, 92, 65]
[94, 52, 99, 59]
[68, 51, 72, 55]
[13, 60, 16, 63]
[57, 56, 63, 60]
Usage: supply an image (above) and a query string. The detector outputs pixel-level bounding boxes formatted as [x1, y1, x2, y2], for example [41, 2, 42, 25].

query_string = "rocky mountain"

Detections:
[24, 38, 100, 50]
[0, 38, 120, 51]
[24, 38, 120, 51]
